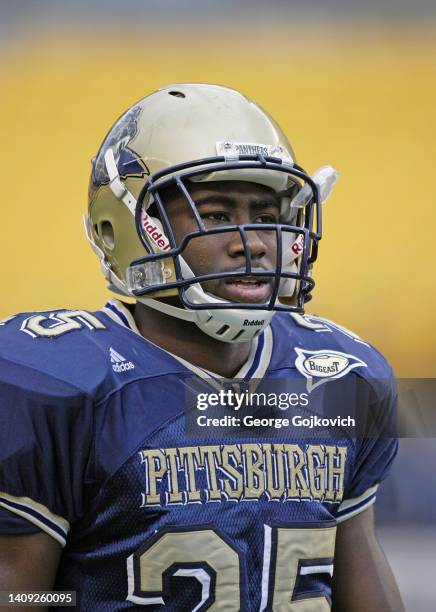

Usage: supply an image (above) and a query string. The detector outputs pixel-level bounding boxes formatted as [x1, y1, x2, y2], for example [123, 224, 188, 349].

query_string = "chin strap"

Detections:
[104, 149, 137, 214]
[137, 295, 197, 322]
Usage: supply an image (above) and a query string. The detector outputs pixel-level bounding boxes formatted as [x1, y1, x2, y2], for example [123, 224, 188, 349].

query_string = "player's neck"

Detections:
[133, 302, 252, 378]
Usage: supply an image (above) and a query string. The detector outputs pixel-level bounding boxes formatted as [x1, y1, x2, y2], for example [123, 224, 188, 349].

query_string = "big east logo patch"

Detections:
[295, 348, 367, 391]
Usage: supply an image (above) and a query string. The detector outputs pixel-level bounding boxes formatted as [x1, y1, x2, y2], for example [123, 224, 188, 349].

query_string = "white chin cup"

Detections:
[137, 289, 274, 343]
[194, 304, 274, 343]
[181, 257, 274, 343]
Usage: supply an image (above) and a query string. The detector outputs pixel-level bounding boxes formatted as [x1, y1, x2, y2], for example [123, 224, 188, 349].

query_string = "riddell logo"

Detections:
[141, 211, 171, 252]
[243, 319, 265, 326]
[109, 347, 135, 373]
[291, 234, 305, 255]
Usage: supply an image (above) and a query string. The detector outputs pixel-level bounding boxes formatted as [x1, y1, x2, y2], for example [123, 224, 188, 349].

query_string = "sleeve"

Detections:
[0, 357, 95, 546]
[336, 371, 399, 523]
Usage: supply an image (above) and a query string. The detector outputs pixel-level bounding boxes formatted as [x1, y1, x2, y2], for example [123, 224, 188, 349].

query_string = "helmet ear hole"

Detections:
[101, 220, 115, 250]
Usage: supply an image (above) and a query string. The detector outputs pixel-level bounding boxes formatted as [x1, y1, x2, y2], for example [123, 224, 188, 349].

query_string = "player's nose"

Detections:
[226, 228, 268, 260]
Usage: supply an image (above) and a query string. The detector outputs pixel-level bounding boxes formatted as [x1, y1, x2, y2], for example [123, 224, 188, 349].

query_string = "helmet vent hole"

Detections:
[168, 90, 186, 99]
[232, 329, 245, 341]
[216, 324, 230, 336]
[101, 220, 115, 250]
[93, 224, 99, 236]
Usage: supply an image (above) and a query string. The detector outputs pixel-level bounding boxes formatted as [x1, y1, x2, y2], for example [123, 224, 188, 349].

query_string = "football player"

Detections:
[0, 84, 404, 611]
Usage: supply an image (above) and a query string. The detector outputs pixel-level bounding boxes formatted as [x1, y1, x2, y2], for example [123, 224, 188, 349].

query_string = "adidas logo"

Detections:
[109, 347, 135, 373]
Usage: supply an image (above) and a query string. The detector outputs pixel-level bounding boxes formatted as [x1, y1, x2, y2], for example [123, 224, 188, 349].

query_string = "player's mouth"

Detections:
[222, 274, 272, 303]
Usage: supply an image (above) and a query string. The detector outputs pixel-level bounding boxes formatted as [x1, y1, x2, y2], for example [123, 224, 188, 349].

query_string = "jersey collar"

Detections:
[101, 299, 273, 387]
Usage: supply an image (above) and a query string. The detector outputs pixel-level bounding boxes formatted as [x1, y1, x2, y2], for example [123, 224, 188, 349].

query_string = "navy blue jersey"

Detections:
[0, 301, 398, 611]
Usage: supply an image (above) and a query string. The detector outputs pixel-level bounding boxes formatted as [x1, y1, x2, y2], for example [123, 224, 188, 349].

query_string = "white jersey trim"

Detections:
[102, 300, 141, 334]
[336, 484, 379, 523]
[102, 300, 273, 388]
[0, 491, 69, 547]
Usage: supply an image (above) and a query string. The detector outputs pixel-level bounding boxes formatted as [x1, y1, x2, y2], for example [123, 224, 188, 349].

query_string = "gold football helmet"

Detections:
[86, 83, 337, 342]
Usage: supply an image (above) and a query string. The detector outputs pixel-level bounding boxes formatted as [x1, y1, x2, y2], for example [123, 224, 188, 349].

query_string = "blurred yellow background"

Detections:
[1, 25, 435, 376]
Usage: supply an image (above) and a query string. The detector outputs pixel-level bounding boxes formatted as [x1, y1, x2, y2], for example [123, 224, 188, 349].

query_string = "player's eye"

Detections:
[200, 211, 231, 224]
[254, 214, 278, 224]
